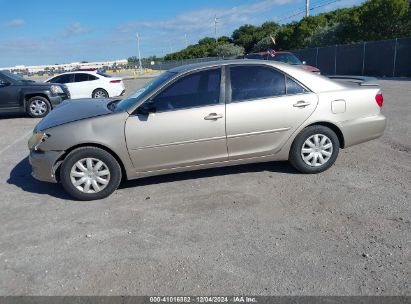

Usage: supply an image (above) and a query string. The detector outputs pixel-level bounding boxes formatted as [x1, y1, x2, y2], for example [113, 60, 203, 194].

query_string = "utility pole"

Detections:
[136, 33, 143, 73]
[306, 0, 310, 17]
[184, 34, 188, 48]
[214, 15, 219, 42]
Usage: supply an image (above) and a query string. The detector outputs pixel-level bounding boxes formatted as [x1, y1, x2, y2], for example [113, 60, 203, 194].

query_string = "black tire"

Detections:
[289, 125, 340, 174]
[26, 96, 51, 118]
[92, 88, 109, 99]
[60, 147, 122, 201]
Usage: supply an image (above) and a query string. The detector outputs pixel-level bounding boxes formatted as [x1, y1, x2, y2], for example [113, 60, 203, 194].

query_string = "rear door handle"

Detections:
[204, 113, 223, 120]
[293, 101, 311, 108]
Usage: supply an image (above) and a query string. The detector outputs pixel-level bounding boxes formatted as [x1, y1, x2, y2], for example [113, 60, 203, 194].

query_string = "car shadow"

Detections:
[0, 113, 29, 119]
[7, 157, 72, 200]
[8, 157, 298, 198]
[120, 161, 298, 189]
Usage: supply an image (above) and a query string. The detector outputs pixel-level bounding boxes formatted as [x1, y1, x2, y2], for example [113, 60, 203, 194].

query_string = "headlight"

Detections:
[28, 132, 49, 151]
[50, 85, 64, 94]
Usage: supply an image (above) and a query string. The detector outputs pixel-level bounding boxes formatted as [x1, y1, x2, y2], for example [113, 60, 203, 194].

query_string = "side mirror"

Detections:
[137, 101, 156, 115]
[302, 61, 307, 65]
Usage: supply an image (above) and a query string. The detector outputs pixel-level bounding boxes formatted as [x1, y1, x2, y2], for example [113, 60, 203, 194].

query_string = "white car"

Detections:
[45, 71, 125, 99]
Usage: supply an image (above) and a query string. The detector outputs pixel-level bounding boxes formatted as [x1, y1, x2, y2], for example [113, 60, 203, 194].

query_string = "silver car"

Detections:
[28, 60, 386, 200]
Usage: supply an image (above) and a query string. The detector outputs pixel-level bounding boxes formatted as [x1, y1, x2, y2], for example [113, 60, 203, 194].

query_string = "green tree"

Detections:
[215, 43, 244, 57]
[232, 24, 259, 53]
[162, 0, 411, 60]
[358, 0, 411, 40]
[127, 56, 139, 65]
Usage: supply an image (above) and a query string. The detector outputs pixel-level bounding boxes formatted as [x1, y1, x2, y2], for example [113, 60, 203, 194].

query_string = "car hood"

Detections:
[36, 99, 114, 131]
[18, 80, 53, 88]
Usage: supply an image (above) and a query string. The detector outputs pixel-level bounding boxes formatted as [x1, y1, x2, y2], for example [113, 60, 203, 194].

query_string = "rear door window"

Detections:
[229, 65, 286, 102]
[74, 73, 90, 82]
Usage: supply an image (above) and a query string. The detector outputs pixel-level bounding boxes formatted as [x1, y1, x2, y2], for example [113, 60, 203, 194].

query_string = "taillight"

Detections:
[110, 80, 121, 83]
[375, 92, 384, 107]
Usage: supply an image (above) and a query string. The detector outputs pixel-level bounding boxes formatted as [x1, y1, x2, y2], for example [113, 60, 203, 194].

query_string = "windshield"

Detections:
[115, 71, 176, 112]
[270, 53, 302, 65]
[0, 70, 27, 82]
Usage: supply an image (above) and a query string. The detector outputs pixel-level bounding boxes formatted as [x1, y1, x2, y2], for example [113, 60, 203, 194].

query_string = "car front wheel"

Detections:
[60, 147, 122, 200]
[26, 96, 51, 118]
[289, 125, 340, 174]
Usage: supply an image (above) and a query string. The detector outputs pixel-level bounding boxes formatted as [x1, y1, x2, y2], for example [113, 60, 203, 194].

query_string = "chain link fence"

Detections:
[292, 37, 411, 77]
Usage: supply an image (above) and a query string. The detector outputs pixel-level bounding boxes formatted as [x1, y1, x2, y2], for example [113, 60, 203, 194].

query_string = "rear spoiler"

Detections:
[327, 75, 379, 86]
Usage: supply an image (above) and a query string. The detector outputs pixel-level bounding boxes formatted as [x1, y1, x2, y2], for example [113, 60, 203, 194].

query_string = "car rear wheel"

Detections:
[92, 89, 109, 99]
[26, 96, 51, 118]
[60, 147, 122, 200]
[289, 125, 339, 174]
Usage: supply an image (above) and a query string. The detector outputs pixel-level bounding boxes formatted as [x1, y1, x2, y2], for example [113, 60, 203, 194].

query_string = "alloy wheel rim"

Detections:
[30, 99, 47, 116]
[93, 90, 107, 98]
[301, 134, 333, 167]
[70, 158, 111, 193]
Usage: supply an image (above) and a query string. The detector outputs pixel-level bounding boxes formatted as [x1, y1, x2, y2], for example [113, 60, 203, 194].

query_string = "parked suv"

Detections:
[0, 71, 70, 118]
[245, 51, 320, 73]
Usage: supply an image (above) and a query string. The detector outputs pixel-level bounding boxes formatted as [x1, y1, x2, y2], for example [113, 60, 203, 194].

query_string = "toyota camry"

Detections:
[28, 60, 386, 200]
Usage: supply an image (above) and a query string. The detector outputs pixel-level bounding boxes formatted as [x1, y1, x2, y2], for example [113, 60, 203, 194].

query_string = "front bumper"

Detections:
[339, 114, 387, 148]
[29, 150, 64, 183]
[49, 93, 70, 107]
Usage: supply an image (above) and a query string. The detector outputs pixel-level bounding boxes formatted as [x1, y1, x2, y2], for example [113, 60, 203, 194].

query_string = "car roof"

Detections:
[168, 59, 292, 74]
[169, 59, 343, 93]
[56, 71, 99, 75]
[247, 51, 291, 56]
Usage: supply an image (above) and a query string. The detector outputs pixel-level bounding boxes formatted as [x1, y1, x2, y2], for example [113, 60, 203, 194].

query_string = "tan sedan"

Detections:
[28, 60, 386, 200]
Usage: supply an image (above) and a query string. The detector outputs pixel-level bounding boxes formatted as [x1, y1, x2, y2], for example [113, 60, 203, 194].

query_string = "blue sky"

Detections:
[0, 0, 365, 67]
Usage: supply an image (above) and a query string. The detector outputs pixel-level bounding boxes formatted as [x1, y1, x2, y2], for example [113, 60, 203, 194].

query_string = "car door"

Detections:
[73, 73, 94, 98]
[0, 76, 19, 108]
[226, 64, 318, 159]
[125, 67, 228, 172]
[86, 73, 100, 97]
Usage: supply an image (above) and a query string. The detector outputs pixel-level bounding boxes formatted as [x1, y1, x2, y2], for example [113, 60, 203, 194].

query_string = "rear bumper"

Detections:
[29, 150, 64, 183]
[108, 84, 126, 97]
[339, 114, 387, 148]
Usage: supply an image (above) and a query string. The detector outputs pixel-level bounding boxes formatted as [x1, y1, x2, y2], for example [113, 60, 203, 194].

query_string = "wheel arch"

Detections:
[305, 121, 345, 148]
[54, 143, 127, 182]
[92, 88, 109, 98]
[24, 93, 50, 107]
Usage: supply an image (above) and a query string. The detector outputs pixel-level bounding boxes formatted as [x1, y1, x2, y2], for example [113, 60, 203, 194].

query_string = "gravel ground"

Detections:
[0, 78, 409, 295]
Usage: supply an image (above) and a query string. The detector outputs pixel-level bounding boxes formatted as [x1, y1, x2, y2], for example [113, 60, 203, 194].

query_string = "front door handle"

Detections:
[293, 101, 311, 108]
[204, 113, 223, 120]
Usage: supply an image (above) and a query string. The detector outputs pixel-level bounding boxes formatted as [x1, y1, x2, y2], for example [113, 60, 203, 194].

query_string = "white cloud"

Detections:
[117, 0, 298, 34]
[63, 22, 93, 37]
[6, 19, 25, 28]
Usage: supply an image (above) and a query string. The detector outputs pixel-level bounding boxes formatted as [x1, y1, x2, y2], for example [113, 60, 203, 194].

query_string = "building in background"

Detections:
[0, 59, 128, 75]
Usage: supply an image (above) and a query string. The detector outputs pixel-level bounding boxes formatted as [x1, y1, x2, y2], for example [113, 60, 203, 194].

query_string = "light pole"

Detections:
[136, 33, 143, 74]
[184, 34, 188, 49]
[306, 0, 310, 17]
[214, 15, 219, 43]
